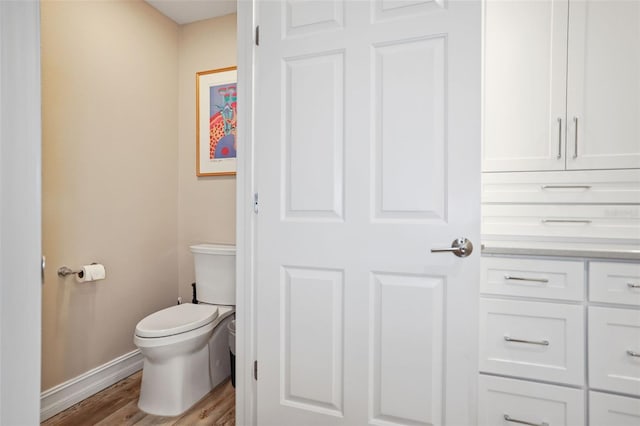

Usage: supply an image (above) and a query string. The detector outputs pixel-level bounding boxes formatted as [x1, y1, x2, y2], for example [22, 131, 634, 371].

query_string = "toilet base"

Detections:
[138, 339, 212, 416]
[135, 309, 234, 417]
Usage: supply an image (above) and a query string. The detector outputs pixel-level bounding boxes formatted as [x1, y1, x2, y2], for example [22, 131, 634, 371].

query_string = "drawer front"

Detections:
[482, 170, 640, 204]
[481, 257, 584, 301]
[590, 262, 640, 307]
[482, 204, 640, 241]
[589, 307, 640, 396]
[589, 391, 640, 426]
[479, 298, 584, 385]
[478, 375, 585, 426]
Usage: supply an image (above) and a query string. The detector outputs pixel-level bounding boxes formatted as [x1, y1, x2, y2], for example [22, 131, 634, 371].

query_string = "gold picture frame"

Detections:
[196, 66, 237, 176]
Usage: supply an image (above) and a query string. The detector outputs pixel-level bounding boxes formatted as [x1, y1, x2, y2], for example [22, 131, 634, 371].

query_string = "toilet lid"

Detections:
[135, 303, 219, 338]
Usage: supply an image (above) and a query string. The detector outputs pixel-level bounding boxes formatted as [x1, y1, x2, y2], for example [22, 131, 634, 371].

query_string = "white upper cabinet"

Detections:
[566, 0, 640, 170]
[483, 0, 640, 172]
[483, 0, 568, 172]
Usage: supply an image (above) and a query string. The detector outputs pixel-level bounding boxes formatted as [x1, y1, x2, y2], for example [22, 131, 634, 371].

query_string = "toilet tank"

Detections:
[190, 244, 235, 305]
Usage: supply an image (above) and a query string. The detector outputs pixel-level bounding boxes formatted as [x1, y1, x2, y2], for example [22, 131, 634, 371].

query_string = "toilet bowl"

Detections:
[134, 243, 236, 416]
[134, 303, 234, 416]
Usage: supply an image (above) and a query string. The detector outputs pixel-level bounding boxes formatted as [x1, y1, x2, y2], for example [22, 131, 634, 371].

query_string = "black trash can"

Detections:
[228, 319, 236, 387]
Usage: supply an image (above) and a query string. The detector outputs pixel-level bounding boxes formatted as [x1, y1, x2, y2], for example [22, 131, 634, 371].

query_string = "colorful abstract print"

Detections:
[209, 83, 237, 160]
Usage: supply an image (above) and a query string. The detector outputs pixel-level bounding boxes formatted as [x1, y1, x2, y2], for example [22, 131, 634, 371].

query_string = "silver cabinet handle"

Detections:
[627, 350, 640, 358]
[504, 414, 549, 426]
[541, 185, 591, 190]
[541, 219, 591, 224]
[573, 116, 579, 158]
[557, 117, 562, 159]
[504, 336, 550, 346]
[41, 255, 46, 285]
[430, 238, 473, 258]
[627, 282, 640, 289]
[504, 275, 549, 283]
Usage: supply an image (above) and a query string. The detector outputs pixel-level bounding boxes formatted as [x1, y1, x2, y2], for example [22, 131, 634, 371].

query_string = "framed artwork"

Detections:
[196, 66, 237, 176]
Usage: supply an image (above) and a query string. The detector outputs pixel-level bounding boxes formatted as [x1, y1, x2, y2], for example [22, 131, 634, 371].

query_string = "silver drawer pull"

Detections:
[504, 336, 550, 346]
[541, 219, 592, 224]
[504, 275, 549, 283]
[504, 414, 549, 426]
[627, 350, 640, 358]
[541, 185, 591, 190]
[627, 282, 640, 289]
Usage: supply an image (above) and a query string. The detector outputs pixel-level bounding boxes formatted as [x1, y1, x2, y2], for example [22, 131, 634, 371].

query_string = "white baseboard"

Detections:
[40, 349, 143, 422]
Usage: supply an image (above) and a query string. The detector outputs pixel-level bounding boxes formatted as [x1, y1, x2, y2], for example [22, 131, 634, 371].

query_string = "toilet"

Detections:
[133, 244, 235, 416]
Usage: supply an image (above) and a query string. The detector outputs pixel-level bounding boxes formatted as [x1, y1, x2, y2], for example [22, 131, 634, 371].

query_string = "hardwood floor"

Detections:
[42, 371, 235, 426]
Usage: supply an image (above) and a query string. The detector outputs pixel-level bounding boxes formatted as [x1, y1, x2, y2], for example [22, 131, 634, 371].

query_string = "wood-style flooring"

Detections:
[42, 371, 235, 426]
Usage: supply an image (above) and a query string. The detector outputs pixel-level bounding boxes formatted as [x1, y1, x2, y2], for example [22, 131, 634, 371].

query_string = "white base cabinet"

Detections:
[480, 255, 640, 425]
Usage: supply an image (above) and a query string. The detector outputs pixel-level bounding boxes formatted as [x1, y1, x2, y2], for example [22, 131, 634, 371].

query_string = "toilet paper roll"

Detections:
[76, 264, 106, 283]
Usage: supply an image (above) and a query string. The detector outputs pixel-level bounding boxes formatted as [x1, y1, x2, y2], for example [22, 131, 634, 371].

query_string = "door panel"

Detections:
[256, 1, 480, 424]
[282, 267, 344, 415]
[374, 37, 446, 221]
[371, 273, 444, 425]
[284, 52, 344, 220]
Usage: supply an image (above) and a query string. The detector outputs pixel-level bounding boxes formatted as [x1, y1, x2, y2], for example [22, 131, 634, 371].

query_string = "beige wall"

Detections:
[41, 1, 237, 391]
[41, 0, 180, 390]
[177, 15, 237, 303]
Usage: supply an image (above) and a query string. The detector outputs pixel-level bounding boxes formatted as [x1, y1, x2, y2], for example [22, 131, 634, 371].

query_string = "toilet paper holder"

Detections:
[57, 263, 97, 278]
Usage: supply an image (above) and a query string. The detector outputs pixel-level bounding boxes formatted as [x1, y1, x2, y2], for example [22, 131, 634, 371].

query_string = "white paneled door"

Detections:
[255, 1, 480, 425]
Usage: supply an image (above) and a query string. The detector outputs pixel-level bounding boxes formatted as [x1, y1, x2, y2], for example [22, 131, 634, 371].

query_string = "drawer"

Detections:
[589, 262, 640, 307]
[589, 307, 640, 396]
[479, 298, 584, 385]
[482, 170, 640, 204]
[482, 204, 640, 241]
[481, 257, 584, 301]
[589, 391, 640, 426]
[478, 375, 585, 426]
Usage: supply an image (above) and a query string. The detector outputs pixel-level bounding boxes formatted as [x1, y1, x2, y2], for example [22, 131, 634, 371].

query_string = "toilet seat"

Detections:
[135, 303, 218, 338]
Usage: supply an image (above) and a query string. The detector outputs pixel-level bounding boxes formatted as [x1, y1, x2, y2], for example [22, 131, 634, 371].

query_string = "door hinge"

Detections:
[255, 25, 260, 46]
[253, 192, 259, 214]
[254, 360, 258, 380]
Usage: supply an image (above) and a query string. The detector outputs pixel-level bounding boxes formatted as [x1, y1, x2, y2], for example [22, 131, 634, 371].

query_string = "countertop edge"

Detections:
[481, 243, 640, 261]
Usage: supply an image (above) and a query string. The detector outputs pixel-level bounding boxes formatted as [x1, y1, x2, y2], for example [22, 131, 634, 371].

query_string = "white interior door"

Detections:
[255, 1, 481, 425]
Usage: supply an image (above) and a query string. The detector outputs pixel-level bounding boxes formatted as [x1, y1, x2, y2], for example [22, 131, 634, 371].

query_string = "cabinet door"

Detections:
[483, 0, 568, 172]
[567, 0, 640, 170]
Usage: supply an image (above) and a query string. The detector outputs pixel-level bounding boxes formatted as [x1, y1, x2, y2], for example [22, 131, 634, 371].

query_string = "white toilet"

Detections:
[133, 244, 235, 416]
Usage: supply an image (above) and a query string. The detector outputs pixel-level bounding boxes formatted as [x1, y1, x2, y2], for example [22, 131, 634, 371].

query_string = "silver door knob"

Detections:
[431, 238, 473, 258]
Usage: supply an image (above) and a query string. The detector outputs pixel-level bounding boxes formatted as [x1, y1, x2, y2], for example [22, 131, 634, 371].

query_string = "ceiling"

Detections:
[145, 0, 237, 25]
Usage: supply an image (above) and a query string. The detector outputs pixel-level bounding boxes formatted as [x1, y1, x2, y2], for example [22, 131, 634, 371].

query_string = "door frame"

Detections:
[235, 1, 257, 425]
[0, 1, 42, 424]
